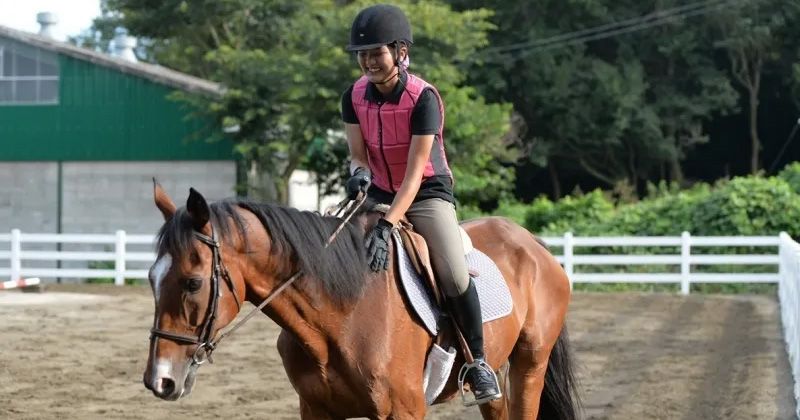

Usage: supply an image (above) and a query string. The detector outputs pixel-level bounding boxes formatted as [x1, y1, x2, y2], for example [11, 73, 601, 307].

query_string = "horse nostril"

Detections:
[160, 377, 175, 396]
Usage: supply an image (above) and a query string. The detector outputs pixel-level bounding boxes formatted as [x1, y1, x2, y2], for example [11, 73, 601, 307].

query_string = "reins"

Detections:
[153, 193, 368, 366]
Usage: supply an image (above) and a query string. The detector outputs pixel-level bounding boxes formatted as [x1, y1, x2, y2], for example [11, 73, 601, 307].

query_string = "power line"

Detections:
[481, 0, 741, 57]
[769, 117, 800, 173]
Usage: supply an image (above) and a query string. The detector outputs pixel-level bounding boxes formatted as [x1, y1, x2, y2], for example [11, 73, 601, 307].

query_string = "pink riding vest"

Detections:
[351, 73, 453, 193]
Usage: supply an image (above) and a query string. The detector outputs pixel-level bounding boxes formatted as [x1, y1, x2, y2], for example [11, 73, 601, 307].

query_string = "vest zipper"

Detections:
[377, 102, 396, 193]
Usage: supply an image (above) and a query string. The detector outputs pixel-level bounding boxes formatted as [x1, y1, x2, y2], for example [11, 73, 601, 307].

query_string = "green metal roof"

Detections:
[0, 28, 233, 161]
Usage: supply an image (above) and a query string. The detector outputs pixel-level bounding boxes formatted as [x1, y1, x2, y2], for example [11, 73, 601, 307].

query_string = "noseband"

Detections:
[149, 227, 240, 366]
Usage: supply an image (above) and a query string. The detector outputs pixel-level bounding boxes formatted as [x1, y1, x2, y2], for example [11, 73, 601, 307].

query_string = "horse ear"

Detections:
[153, 178, 177, 221]
[186, 187, 210, 232]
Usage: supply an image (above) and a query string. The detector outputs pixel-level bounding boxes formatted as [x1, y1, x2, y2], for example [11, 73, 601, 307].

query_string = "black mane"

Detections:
[157, 200, 370, 304]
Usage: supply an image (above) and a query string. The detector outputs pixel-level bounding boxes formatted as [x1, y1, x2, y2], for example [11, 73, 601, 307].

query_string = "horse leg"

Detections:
[299, 398, 340, 420]
[507, 343, 550, 419]
[477, 362, 511, 420]
[478, 394, 510, 420]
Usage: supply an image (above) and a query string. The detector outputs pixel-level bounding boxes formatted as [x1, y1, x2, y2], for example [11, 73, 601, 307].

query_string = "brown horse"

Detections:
[142, 184, 579, 419]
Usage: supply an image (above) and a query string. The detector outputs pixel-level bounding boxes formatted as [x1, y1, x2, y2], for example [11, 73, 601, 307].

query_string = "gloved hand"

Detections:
[365, 218, 393, 272]
[345, 167, 371, 200]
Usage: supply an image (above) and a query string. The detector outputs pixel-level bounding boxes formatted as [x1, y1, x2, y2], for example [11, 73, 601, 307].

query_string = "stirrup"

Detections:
[457, 359, 503, 406]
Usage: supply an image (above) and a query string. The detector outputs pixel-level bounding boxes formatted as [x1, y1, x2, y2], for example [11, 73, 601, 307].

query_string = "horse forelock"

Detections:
[155, 202, 241, 261]
[156, 199, 370, 305]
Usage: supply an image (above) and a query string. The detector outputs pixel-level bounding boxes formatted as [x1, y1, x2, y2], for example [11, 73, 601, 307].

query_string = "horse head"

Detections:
[142, 182, 244, 400]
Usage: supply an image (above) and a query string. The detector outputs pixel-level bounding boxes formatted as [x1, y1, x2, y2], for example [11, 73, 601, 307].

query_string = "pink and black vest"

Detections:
[351, 73, 453, 193]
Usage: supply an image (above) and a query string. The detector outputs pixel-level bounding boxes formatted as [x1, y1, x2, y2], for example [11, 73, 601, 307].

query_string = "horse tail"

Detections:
[538, 326, 581, 420]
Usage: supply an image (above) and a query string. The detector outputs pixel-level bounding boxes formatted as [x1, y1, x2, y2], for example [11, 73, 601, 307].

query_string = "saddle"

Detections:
[366, 204, 512, 405]
[367, 204, 512, 335]
[397, 223, 445, 305]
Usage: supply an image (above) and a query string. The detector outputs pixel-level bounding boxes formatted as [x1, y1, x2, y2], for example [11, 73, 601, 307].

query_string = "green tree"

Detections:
[88, 0, 513, 204]
[713, 0, 800, 173]
[449, 0, 741, 196]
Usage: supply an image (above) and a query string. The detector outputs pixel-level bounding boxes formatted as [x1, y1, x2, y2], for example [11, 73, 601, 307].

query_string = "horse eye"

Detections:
[183, 278, 203, 293]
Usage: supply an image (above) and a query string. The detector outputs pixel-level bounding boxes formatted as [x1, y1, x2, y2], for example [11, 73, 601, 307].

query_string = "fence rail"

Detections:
[0, 229, 784, 291]
[539, 231, 780, 295]
[779, 233, 800, 419]
[0, 228, 798, 416]
[0, 230, 156, 285]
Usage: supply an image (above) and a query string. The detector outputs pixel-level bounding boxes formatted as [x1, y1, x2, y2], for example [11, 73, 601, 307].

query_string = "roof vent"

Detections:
[37, 12, 58, 38]
[112, 28, 138, 62]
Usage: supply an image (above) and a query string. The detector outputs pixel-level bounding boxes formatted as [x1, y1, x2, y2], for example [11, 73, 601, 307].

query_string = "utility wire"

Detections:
[480, 0, 741, 57]
[769, 118, 800, 173]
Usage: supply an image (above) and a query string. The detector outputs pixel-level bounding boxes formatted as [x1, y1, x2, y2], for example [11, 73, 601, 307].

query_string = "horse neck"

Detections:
[243, 259, 397, 363]
[231, 208, 409, 362]
[235, 210, 393, 359]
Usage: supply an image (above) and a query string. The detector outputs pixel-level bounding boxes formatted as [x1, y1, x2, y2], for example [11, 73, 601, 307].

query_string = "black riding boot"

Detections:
[448, 279, 502, 405]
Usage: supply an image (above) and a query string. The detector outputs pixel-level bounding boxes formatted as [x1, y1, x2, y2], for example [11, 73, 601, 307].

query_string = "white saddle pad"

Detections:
[393, 231, 513, 336]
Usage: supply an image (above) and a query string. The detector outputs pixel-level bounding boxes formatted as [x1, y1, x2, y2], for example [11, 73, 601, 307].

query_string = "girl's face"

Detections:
[357, 45, 405, 85]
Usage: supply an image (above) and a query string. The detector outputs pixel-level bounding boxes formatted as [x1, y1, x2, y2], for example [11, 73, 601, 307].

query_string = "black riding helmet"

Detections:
[346, 4, 413, 52]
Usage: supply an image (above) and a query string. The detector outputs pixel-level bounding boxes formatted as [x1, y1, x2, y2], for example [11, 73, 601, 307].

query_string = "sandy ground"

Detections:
[0, 285, 795, 420]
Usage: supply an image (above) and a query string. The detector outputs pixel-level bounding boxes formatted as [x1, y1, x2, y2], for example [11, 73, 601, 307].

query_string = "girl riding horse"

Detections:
[341, 4, 501, 404]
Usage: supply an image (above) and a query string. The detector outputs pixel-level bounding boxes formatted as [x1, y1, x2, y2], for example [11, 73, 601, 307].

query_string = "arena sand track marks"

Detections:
[0, 286, 794, 419]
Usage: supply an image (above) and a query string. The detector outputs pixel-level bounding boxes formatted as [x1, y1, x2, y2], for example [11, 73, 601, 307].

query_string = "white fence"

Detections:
[0, 230, 156, 286]
[779, 232, 800, 418]
[0, 229, 798, 415]
[0, 229, 784, 290]
[539, 232, 781, 295]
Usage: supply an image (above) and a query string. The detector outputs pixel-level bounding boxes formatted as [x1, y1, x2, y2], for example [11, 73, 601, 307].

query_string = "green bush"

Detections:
[778, 162, 800, 194]
[458, 199, 532, 228]
[456, 204, 484, 221]
[597, 183, 710, 235]
[455, 174, 796, 292]
[489, 199, 530, 226]
[528, 189, 615, 235]
[692, 176, 800, 236]
[87, 259, 140, 285]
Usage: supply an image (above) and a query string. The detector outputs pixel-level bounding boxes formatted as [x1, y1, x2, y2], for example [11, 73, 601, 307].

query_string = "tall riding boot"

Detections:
[448, 278, 502, 405]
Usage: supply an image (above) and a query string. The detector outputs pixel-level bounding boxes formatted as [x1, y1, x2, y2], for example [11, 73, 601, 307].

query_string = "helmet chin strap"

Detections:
[373, 65, 400, 85]
[373, 44, 406, 86]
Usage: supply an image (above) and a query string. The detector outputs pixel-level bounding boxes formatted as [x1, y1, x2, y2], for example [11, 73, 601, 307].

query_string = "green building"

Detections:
[0, 24, 237, 235]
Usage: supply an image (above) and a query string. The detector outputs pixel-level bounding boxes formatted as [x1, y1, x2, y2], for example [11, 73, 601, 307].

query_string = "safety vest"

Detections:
[351, 73, 452, 193]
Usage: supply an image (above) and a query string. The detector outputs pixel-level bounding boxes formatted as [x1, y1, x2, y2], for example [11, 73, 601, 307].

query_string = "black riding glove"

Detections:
[345, 167, 371, 200]
[366, 218, 393, 272]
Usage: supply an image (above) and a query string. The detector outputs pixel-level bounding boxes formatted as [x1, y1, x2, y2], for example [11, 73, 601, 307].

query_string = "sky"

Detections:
[0, 0, 101, 41]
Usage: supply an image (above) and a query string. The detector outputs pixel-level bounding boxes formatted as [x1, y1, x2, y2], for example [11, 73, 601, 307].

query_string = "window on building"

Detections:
[0, 38, 59, 105]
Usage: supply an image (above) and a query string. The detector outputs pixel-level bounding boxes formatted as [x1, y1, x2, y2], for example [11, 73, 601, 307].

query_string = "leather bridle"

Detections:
[150, 228, 240, 366]
[148, 194, 368, 367]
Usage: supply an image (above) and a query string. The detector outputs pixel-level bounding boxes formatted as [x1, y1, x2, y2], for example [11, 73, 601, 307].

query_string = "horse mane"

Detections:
[156, 200, 370, 305]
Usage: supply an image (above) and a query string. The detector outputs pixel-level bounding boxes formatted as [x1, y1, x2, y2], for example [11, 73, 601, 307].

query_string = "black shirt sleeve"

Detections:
[341, 85, 359, 124]
[410, 88, 442, 135]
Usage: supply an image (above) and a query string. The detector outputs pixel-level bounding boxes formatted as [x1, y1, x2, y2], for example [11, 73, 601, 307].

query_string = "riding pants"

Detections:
[405, 198, 470, 297]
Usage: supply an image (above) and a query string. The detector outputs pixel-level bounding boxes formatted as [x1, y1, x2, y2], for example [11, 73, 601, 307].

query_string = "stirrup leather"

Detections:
[457, 359, 502, 406]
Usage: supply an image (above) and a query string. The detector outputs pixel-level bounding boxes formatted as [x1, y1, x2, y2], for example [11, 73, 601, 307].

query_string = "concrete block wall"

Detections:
[0, 162, 351, 281]
[0, 161, 236, 234]
[61, 161, 236, 234]
[0, 162, 59, 233]
[0, 161, 236, 281]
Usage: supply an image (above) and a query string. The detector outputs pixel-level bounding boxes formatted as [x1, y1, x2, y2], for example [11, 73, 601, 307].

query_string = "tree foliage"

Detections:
[84, 0, 514, 204]
[448, 0, 745, 197]
[76, 0, 800, 206]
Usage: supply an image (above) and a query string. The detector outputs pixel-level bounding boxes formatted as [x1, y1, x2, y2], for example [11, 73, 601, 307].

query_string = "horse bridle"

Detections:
[149, 228, 241, 366]
[148, 194, 368, 367]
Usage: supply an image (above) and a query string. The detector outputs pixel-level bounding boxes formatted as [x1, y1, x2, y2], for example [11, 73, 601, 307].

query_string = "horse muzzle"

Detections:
[143, 359, 197, 401]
